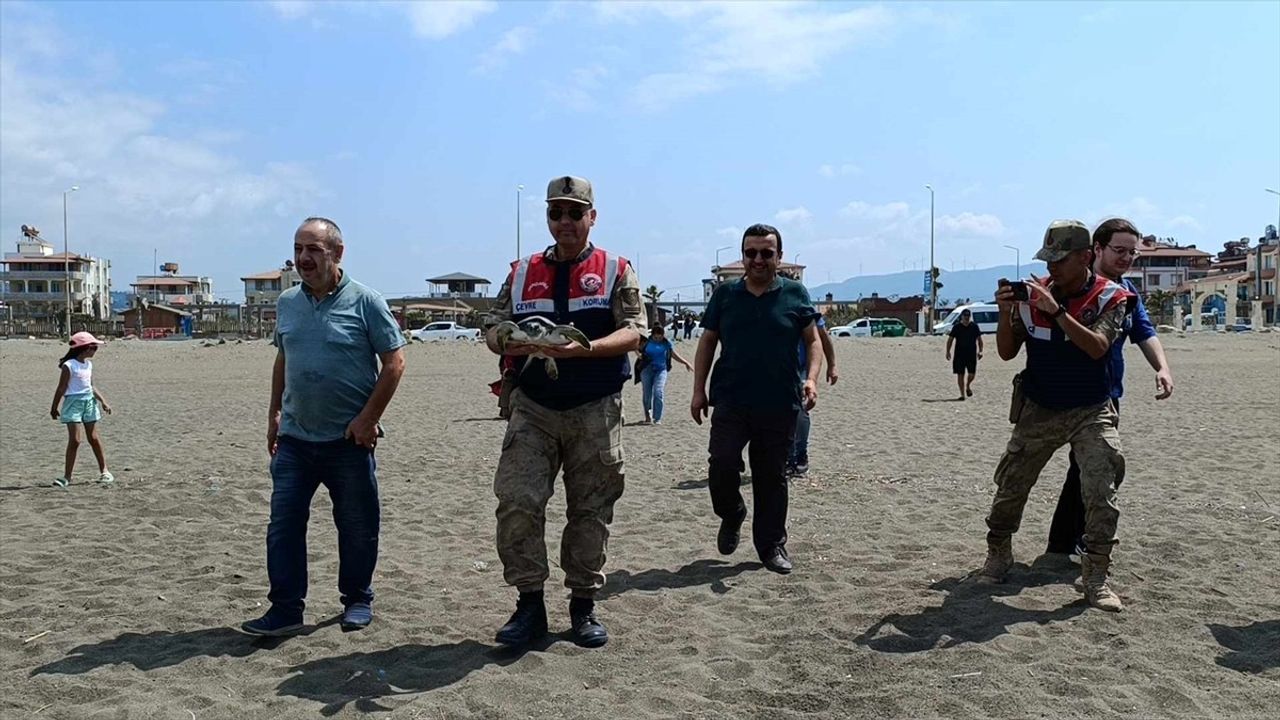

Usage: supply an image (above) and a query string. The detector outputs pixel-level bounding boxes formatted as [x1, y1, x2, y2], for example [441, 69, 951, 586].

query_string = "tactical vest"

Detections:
[1018, 273, 1134, 410]
[508, 246, 632, 410]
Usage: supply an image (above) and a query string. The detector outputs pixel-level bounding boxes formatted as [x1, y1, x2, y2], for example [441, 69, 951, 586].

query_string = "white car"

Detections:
[410, 321, 481, 342]
[933, 303, 1000, 335]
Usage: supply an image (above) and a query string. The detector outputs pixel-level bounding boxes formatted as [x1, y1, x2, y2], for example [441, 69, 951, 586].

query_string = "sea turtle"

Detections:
[494, 316, 592, 380]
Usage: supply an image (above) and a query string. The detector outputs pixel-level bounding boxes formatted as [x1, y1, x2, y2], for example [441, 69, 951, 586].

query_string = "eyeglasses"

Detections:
[1107, 246, 1140, 258]
[743, 248, 776, 260]
[547, 206, 587, 222]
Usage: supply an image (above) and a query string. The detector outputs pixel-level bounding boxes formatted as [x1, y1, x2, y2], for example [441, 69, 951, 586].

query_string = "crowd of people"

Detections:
[47, 174, 1176, 649]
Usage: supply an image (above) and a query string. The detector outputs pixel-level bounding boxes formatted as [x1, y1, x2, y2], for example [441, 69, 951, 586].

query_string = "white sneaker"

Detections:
[98, 471, 115, 484]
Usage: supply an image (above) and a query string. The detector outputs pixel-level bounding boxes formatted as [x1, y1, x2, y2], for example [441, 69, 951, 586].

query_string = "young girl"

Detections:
[49, 332, 113, 487]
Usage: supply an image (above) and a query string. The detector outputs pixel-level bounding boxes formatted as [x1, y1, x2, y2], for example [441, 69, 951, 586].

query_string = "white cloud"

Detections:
[715, 226, 740, 237]
[617, 2, 893, 110]
[0, 17, 320, 288]
[1168, 215, 1202, 231]
[269, 1, 314, 21]
[819, 163, 861, 178]
[840, 200, 912, 223]
[938, 212, 1005, 238]
[476, 26, 534, 73]
[546, 65, 609, 112]
[775, 206, 813, 224]
[1089, 197, 1202, 238]
[405, 1, 496, 40]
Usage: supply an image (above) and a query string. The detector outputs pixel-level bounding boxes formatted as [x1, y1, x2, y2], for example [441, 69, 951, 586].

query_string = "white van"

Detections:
[933, 303, 1000, 335]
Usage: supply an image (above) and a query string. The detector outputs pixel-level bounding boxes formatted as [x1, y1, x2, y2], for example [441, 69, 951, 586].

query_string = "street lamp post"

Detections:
[715, 245, 733, 268]
[63, 185, 79, 338]
[1265, 189, 1279, 325]
[516, 184, 524, 260]
[1003, 244, 1020, 278]
[925, 184, 935, 332]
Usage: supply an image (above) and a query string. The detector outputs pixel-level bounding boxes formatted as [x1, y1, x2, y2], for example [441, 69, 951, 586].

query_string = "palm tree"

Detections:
[1145, 289, 1176, 326]
[643, 285, 663, 327]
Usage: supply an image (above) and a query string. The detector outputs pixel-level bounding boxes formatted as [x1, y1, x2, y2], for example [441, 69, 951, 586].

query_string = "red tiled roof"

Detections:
[131, 278, 199, 287]
[240, 270, 283, 281]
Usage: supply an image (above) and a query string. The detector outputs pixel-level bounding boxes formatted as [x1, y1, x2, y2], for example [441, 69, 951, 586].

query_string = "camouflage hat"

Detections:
[546, 176, 593, 205]
[1034, 220, 1092, 263]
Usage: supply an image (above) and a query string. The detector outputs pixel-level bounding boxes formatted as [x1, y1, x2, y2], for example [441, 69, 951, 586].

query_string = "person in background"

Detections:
[945, 309, 984, 400]
[788, 316, 838, 476]
[49, 332, 114, 488]
[635, 324, 693, 425]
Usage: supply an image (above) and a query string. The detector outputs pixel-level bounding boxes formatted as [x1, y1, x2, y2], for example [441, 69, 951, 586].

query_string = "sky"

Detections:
[1, 0, 1277, 302]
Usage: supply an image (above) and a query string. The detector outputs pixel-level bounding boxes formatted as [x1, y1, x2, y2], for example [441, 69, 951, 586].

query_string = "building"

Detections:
[121, 302, 192, 338]
[1245, 231, 1278, 324]
[0, 225, 113, 322]
[131, 263, 214, 306]
[425, 272, 491, 299]
[1123, 236, 1211, 294]
[241, 261, 302, 308]
[703, 260, 806, 300]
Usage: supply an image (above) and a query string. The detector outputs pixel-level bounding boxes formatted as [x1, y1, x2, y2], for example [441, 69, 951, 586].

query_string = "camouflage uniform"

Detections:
[987, 304, 1127, 554]
[485, 248, 645, 596]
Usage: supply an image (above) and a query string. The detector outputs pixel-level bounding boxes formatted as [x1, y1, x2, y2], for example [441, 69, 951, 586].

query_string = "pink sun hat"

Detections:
[68, 331, 106, 349]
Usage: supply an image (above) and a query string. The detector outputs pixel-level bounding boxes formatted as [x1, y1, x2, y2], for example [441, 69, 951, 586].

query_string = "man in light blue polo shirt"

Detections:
[242, 217, 407, 637]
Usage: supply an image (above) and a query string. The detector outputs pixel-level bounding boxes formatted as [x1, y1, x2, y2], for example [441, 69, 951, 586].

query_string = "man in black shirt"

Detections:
[945, 309, 984, 400]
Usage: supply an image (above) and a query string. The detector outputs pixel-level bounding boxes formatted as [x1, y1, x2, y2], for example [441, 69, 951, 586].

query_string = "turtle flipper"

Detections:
[557, 326, 592, 351]
[544, 356, 559, 380]
[494, 321, 520, 354]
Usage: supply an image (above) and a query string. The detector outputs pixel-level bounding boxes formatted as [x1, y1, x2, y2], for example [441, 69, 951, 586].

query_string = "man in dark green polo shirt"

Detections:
[691, 224, 821, 574]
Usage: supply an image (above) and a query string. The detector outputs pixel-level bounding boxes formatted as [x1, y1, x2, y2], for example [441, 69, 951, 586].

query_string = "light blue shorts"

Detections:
[60, 393, 101, 424]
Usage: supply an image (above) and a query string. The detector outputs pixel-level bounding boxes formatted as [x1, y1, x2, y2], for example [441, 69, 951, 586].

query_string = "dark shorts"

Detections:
[952, 355, 977, 375]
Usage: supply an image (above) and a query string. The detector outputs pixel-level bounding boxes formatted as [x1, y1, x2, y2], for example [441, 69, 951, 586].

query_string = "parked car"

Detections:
[933, 303, 1000, 335]
[1229, 319, 1253, 332]
[410, 321, 481, 342]
[830, 317, 909, 338]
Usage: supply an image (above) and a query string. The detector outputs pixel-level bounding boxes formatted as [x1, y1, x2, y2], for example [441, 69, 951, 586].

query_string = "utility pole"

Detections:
[925, 184, 936, 333]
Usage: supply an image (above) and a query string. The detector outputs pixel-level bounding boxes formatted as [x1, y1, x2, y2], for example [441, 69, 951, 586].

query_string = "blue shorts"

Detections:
[60, 393, 101, 424]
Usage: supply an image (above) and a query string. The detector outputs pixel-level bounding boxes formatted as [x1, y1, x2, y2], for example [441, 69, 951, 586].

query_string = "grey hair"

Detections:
[299, 217, 343, 248]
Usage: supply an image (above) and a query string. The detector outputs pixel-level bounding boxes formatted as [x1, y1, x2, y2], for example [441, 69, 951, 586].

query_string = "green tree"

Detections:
[643, 284, 664, 327]
[1145, 289, 1176, 326]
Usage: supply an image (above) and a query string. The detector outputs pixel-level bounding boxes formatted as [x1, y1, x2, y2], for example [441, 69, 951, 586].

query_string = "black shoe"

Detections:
[240, 609, 304, 637]
[568, 598, 608, 648]
[495, 592, 547, 647]
[717, 512, 746, 555]
[761, 546, 793, 574]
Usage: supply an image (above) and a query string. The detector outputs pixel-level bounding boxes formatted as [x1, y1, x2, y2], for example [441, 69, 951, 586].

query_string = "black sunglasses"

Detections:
[548, 206, 587, 222]
[743, 248, 776, 260]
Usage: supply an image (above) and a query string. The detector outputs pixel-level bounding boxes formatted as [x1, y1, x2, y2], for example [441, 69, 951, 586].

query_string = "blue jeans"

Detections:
[640, 365, 668, 422]
[789, 407, 811, 464]
[266, 435, 380, 619]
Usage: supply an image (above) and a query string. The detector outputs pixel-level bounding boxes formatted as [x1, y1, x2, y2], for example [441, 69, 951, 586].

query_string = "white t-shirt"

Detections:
[65, 358, 93, 396]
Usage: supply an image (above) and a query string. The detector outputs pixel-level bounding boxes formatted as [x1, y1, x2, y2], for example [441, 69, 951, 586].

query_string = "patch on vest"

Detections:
[579, 273, 603, 294]
[1080, 306, 1099, 325]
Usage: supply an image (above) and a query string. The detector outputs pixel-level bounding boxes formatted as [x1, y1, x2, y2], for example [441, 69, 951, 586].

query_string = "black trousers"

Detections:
[1047, 399, 1121, 553]
[707, 405, 798, 555]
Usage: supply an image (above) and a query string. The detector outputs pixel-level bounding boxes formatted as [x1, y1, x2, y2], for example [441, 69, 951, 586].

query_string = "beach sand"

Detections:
[1, 332, 1277, 719]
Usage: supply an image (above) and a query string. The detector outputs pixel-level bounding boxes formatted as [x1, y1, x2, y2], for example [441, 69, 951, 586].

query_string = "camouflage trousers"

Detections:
[494, 389, 626, 596]
[987, 398, 1125, 555]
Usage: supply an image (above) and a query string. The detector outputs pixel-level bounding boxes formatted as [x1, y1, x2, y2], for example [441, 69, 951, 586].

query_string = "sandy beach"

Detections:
[1, 332, 1277, 719]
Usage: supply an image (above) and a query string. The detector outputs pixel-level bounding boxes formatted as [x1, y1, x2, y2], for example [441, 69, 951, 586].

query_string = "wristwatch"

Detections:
[1051, 306, 1067, 320]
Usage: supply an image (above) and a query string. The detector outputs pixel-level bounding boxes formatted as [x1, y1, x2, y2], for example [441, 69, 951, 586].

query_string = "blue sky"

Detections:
[1, 1, 1277, 301]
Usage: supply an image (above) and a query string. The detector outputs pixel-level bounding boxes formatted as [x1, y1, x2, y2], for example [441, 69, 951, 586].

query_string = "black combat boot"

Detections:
[568, 597, 608, 648]
[495, 591, 547, 647]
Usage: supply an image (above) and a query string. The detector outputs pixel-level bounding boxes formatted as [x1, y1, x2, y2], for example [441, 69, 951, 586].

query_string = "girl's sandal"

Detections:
[97, 471, 115, 484]
[53, 477, 70, 488]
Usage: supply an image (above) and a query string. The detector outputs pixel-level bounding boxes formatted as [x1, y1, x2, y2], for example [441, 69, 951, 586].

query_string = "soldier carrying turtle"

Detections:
[482, 175, 647, 648]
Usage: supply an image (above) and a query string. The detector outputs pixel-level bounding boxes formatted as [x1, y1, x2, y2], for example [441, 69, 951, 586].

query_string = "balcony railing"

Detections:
[2, 291, 88, 302]
[0, 270, 89, 283]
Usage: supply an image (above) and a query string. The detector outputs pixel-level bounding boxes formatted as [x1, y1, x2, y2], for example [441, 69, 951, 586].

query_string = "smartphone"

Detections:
[999, 278, 1029, 302]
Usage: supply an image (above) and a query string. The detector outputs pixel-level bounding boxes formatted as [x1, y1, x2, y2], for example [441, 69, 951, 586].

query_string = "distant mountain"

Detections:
[809, 262, 1048, 306]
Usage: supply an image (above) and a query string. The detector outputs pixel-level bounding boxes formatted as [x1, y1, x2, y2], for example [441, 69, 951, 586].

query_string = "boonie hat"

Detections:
[1034, 220, 1092, 263]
